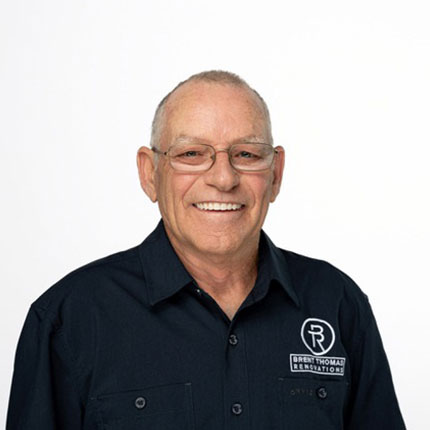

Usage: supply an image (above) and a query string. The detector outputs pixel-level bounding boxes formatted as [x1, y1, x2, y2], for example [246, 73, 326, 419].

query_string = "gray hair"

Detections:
[150, 70, 273, 149]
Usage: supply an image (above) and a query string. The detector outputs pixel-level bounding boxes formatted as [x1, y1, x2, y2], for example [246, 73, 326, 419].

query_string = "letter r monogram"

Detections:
[308, 324, 325, 351]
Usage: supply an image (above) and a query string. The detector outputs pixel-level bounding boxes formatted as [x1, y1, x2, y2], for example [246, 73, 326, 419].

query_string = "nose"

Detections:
[203, 149, 240, 191]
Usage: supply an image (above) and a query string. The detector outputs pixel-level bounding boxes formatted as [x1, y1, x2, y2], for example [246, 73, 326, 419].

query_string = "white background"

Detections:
[1, 0, 429, 427]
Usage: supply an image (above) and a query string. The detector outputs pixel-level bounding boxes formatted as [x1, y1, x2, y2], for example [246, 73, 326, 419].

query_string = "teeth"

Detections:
[195, 202, 243, 211]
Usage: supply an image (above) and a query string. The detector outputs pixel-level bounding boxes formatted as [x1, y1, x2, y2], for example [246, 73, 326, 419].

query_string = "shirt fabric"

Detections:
[7, 220, 405, 430]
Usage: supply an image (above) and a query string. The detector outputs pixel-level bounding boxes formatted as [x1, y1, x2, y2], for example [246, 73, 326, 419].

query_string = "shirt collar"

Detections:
[254, 230, 300, 308]
[138, 220, 194, 306]
[138, 220, 299, 308]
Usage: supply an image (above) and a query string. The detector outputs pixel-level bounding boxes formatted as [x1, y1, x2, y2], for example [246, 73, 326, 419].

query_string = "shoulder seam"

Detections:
[31, 247, 141, 314]
[63, 246, 140, 278]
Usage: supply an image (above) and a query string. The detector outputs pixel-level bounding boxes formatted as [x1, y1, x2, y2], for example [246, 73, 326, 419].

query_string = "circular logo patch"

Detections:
[301, 318, 335, 356]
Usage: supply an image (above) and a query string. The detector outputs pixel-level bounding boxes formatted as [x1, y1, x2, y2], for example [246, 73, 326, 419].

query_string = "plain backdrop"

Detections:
[1, 0, 429, 428]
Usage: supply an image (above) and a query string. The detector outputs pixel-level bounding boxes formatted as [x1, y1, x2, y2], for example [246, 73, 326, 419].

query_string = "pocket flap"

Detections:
[278, 377, 348, 429]
[97, 382, 193, 422]
[279, 377, 348, 405]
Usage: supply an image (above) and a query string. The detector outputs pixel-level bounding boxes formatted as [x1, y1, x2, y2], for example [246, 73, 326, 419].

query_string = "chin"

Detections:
[189, 233, 247, 256]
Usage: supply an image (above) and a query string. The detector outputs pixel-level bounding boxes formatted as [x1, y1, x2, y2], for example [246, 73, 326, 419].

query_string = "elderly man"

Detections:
[7, 71, 405, 429]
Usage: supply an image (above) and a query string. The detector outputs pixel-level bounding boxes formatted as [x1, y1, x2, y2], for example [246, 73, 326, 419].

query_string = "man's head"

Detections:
[150, 70, 273, 151]
[137, 70, 284, 259]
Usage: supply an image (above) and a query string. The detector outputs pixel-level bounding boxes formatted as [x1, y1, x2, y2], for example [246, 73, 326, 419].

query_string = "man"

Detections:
[7, 70, 405, 429]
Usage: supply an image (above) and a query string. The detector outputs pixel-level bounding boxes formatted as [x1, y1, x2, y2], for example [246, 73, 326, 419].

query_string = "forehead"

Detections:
[162, 81, 268, 147]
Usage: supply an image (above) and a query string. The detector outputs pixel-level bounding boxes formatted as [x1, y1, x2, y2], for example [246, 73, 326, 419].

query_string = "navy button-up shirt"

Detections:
[7, 220, 405, 429]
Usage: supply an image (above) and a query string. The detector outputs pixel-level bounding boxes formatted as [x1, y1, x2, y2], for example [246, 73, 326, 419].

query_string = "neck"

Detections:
[165, 229, 259, 303]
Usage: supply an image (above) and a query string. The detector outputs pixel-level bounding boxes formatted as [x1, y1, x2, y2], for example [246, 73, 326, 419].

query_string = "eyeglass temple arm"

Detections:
[151, 147, 168, 155]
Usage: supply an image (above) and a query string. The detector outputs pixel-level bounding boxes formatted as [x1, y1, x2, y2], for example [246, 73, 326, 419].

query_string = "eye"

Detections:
[238, 151, 258, 158]
[175, 149, 205, 158]
[182, 151, 199, 157]
[233, 150, 262, 160]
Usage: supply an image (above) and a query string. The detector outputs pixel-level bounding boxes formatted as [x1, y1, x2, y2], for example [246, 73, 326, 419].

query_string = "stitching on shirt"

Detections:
[30, 302, 94, 407]
[56, 327, 87, 408]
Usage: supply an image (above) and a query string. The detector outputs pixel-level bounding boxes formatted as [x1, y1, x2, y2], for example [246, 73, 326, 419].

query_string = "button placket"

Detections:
[223, 324, 249, 426]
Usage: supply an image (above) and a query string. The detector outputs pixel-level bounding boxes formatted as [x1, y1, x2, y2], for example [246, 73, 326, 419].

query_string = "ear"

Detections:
[136, 146, 158, 202]
[270, 146, 285, 203]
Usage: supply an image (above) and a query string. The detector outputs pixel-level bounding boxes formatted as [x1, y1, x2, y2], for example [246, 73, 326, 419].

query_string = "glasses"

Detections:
[152, 142, 278, 173]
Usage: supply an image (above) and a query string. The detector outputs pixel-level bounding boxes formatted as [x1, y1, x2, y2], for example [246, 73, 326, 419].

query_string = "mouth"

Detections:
[192, 202, 245, 211]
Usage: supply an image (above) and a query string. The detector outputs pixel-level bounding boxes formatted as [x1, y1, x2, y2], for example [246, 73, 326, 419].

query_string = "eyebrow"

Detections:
[173, 135, 266, 145]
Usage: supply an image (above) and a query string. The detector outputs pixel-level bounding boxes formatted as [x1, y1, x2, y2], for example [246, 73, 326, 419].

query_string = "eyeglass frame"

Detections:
[151, 142, 279, 173]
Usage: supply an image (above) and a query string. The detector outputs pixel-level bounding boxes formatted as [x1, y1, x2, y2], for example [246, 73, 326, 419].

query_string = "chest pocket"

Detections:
[96, 382, 194, 430]
[278, 377, 348, 430]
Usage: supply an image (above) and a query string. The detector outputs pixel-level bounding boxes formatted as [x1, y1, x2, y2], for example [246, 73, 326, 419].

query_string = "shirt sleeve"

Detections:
[6, 305, 83, 430]
[345, 302, 406, 430]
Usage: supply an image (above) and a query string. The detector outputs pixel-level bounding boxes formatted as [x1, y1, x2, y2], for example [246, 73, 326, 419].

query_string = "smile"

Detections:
[193, 202, 244, 211]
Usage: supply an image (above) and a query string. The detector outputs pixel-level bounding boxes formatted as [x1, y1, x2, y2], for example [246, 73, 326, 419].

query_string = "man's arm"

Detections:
[345, 302, 406, 429]
[6, 305, 83, 429]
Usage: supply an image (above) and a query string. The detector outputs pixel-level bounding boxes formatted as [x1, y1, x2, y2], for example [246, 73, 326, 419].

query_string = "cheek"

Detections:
[250, 176, 274, 207]
[156, 171, 198, 212]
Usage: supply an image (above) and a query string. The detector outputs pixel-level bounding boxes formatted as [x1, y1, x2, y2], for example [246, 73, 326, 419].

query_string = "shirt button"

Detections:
[135, 396, 147, 409]
[231, 402, 243, 415]
[228, 334, 239, 346]
[316, 387, 328, 400]
[195, 288, 202, 296]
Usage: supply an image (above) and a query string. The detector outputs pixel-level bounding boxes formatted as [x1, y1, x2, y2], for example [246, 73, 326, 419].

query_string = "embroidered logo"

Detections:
[301, 318, 335, 356]
[290, 317, 346, 377]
